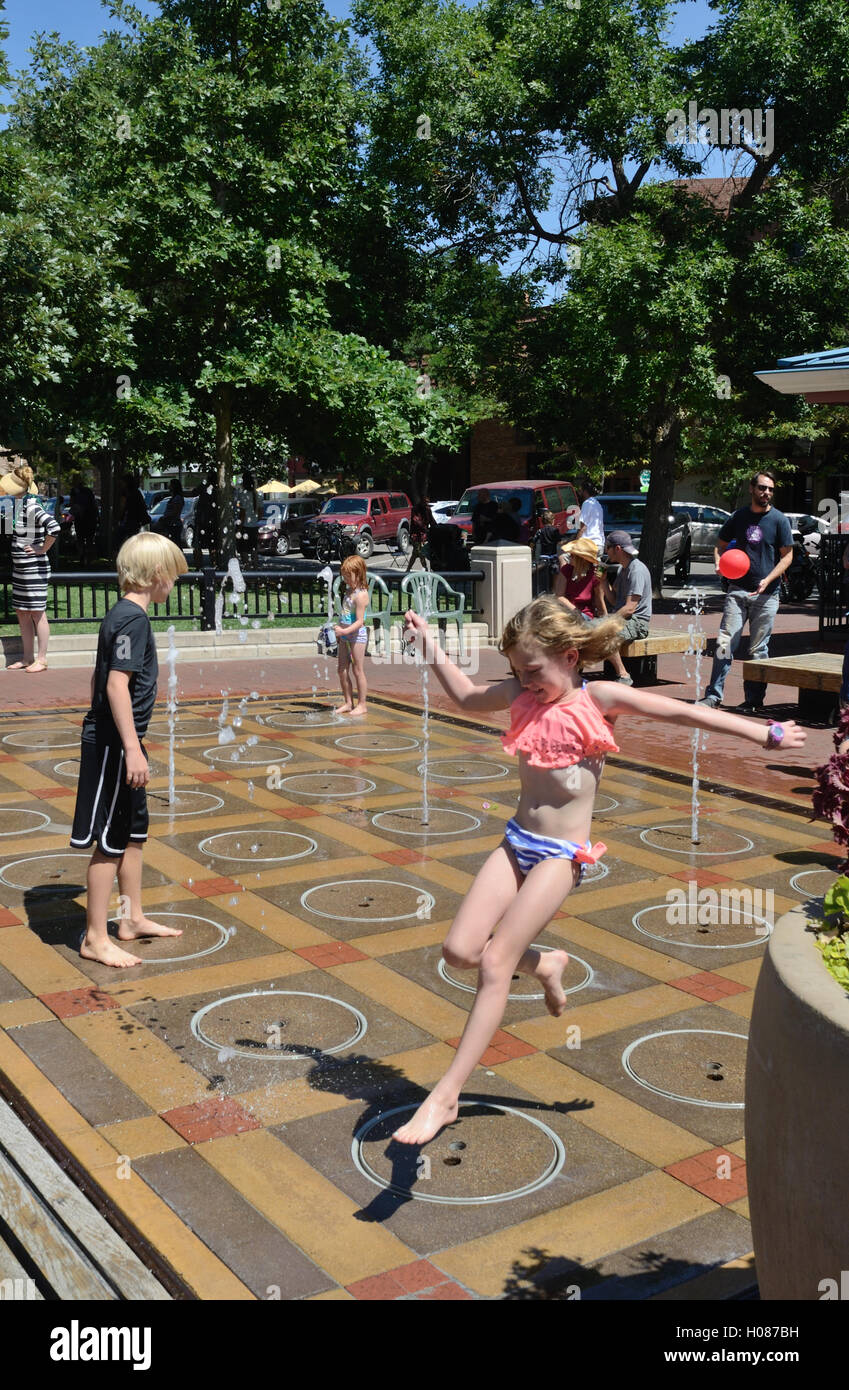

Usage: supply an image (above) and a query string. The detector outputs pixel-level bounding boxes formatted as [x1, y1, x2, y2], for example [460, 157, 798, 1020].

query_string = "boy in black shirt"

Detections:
[71, 533, 188, 967]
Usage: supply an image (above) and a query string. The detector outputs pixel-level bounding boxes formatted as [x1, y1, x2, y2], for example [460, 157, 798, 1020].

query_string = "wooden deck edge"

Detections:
[0, 1068, 196, 1302]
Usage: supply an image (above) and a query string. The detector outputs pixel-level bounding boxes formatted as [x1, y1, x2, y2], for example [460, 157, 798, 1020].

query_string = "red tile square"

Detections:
[692, 1173, 748, 1204]
[196, 771, 232, 783]
[375, 849, 428, 866]
[665, 1148, 748, 1203]
[667, 868, 735, 888]
[489, 1035, 537, 1060]
[32, 786, 76, 799]
[39, 986, 121, 1019]
[336, 757, 368, 768]
[0, 908, 22, 927]
[295, 943, 369, 966]
[272, 807, 322, 820]
[185, 877, 243, 898]
[160, 1096, 260, 1144]
[390, 1260, 446, 1294]
[345, 1272, 406, 1300]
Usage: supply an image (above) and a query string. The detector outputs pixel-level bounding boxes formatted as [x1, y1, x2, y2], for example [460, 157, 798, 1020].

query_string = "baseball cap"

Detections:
[606, 530, 638, 556]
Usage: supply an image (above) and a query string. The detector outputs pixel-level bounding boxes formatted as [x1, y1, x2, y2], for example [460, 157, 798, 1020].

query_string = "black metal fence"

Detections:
[532, 555, 560, 598]
[819, 534, 849, 635]
[0, 566, 484, 633]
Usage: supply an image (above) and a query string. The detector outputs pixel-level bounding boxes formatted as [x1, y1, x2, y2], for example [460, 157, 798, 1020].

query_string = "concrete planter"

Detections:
[746, 901, 849, 1299]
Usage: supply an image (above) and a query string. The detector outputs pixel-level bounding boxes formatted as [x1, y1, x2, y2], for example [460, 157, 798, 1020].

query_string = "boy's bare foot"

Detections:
[117, 916, 183, 941]
[536, 948, 570, 1017]
[80, 936, 143, 968]
[392, 1092, 459, 1145]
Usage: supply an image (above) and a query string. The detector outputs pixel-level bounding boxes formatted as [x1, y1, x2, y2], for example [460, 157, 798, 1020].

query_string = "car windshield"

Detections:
[455, 488, 534, 518]
[320, 497, 368, 515]
[599, 499, 647, 528]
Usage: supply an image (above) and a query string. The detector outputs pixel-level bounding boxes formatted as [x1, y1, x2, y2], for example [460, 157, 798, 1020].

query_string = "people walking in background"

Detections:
[594, 530, 652, 683]
[153, 479, 185, 546]
[492, 496, 522, 543]
[698, 471, 793, 714]
[554, 536, 599, 620]
[4, 464, 60, 673]
[574, 476, 605, 551]
[70, 476, 99, 566]
[116, 474, 150, 548]
[405, 496, 434, 572]
[193, 471, 219, 568]
[471, 488, 498, 544]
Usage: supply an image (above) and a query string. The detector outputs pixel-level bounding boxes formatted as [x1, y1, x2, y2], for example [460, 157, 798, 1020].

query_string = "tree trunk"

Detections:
[215, 385, 235, 563]
[639, 418, 681, 594]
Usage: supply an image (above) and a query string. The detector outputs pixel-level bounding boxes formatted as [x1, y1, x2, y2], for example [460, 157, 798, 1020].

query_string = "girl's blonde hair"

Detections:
[500, 595, 625, 668]
[340, 555, 368, 590]
[116, 532, 189, 591]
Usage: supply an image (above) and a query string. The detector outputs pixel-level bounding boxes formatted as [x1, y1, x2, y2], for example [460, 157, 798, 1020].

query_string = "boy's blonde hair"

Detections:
[340, 555, 368, 590]
[500, 595, 625, 669]
[117, 533, 189, 591]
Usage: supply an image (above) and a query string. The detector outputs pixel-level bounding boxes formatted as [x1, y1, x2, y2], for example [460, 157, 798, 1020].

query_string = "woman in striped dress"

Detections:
[4, 466, 60, 672]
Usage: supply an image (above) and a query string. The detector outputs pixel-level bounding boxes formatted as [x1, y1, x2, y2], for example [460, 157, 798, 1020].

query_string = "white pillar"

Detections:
[470, 544, 533, 639]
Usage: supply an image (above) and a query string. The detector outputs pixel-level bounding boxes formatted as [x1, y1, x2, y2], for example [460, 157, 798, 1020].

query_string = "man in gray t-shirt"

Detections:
[595, 529, 652, 683]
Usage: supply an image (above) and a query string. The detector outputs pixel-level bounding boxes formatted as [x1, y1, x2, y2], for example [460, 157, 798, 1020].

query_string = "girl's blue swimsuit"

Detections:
[503, 818, 606, 883]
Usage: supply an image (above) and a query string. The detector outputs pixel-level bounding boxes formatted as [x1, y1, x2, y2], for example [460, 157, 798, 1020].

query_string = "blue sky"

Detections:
[3, 0, 717, 77]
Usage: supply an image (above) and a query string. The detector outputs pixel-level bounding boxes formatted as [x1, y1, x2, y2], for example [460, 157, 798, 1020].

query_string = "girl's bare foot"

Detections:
[536, 948, 570, 1017]
[25, 660, 48, 673]
[80, 936, 143, 968]
[349, 704, 368, 718]
[117, 916, 183, 941]
[393, 1092, 459, 1145]
[335, 703, 354, 714]
[6, 661, 28, 670]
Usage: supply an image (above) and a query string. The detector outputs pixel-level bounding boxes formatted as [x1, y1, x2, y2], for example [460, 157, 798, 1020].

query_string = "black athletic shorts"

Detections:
[70, 739, 149, 858]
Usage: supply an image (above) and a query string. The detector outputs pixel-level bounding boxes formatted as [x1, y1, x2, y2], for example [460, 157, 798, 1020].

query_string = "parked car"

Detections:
[143, 489, 169, 512]
[452, 480, 580, 544]
[670, 502, 731, 558]
[148, 495, 197, 549]
[301, 491, 412, 559]
[430, 500, 459, 524]
[598, 493, 692, 578]
[256, 498, 322, 556]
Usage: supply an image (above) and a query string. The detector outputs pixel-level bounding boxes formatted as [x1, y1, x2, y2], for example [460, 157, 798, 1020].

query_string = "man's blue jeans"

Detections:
[705, 588, 781, 705]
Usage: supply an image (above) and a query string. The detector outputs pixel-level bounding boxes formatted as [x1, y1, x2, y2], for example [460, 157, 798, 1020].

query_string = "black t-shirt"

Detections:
[82, 598, 158, 743]
[492, 510, 520, 542]
[718, 506, 793, 595]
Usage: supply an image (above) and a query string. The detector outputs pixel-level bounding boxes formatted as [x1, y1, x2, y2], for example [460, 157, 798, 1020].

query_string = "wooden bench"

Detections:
[600, 629, 707, 686]
[742, 652, 843, 719]
[0, 1098, 172, 1301]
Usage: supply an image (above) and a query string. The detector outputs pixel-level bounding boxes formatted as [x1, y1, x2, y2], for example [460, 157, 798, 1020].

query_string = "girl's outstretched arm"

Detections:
[402, 610, 520, 711]
[589, 680, 807, 749]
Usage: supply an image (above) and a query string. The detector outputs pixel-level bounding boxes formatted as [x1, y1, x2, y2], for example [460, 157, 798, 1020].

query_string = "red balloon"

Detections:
[718, 547, 751, 580]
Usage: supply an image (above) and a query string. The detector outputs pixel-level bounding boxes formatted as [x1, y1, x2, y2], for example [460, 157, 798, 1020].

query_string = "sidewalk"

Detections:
[0, 604, 835, 810]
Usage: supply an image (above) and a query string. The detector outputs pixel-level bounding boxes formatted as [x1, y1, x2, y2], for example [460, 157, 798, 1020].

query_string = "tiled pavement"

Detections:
[0, 695, 839, 1301]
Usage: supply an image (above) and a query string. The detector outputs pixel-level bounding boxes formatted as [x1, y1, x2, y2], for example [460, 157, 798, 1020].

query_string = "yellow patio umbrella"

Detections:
[256, 479, 291, 494]
[290, 478, 321, 494]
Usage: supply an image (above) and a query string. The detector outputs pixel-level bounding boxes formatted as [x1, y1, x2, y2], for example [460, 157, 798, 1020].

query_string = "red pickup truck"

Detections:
[301, 492, 412, 559]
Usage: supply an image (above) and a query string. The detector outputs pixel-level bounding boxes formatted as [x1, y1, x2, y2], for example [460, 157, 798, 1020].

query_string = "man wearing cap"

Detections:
[554, 536, 599, 619]
[594, 531, 652, 683]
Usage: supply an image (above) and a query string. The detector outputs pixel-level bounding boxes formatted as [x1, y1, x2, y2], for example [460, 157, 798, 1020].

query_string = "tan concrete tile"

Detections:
[412, 861, 475, 894]
[720, 854, 787, 881]
[727, 1197, 750, 1219]
[511, 983, 701, 1048]
[562, 876, 684, 916]
[253, 856, 381, 889]
[714, 991, 755, 1020]
[379, 1041, 459, 1087]
[66, 1008, 209, 1110]
[713, 958, 764, 987]
[0, 927, 91, 995]
[326, 959, 469, 1036]
[109, 951, 311, 1006]
[435, 1171, 715, 1296]
[200, 1129, 414, 1283]
[238, 1079, 355, 1126]
[349, 920, 450, 957]
[141, 837, 213, 883]
[547, 916, 690, 982]
[726, 1138, 746, 1157]
[97, 1115, 190, 1160]
[215, 894, 332, 949]
[308, 1288, 354, 1300]
[0, 997, 54, 1029]
[495, 1053, 707, 1166]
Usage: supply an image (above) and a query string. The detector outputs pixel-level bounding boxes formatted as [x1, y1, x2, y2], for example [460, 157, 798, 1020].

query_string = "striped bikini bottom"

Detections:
[504, 817, 607, 883]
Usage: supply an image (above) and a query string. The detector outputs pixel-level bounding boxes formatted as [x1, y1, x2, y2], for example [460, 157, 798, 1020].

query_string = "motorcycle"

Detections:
[780, 518, 820, 602]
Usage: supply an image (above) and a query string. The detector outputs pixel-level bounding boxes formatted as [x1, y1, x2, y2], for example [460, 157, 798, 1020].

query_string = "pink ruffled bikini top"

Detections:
[501, 683, 619, 769]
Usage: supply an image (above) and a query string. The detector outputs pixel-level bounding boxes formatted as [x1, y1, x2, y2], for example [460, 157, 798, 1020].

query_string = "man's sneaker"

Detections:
[738, 701, 765, 717]
[696, 695, 720, 708]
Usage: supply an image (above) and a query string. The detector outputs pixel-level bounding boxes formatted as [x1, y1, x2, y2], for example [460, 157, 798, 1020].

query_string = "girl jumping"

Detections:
[334, 555, 369, 717]
[393, 595, 806, 1145]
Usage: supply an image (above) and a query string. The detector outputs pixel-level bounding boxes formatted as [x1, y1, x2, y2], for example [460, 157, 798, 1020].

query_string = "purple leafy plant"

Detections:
[812, 705, 849, 871]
